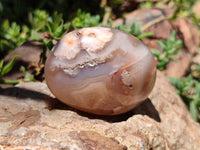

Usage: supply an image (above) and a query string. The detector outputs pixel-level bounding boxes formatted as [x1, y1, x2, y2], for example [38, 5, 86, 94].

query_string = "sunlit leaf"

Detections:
[1, 55, 20, 77]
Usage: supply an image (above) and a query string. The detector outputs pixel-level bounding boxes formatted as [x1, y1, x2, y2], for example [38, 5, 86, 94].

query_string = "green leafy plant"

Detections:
[169, 75, 200, 122]
[0, 56, 36, 84]
[45, 11, 70, 39]
[20, 66, 35, 82]
[114, 22, 153, 39]
[0, 55, 20, 84]
[165, 0, 197, 19]
[0, 20, 29, 58]
[29, 10, 70, 63]
[29, 10, 70, 40]
[194, 64, 200, 72]
[191, 64, 200, 79]
[151, 30, 182, 71]
[139, 1, 154, 8]
[72, 9, 102, 29]
[29, 9, 49, 31]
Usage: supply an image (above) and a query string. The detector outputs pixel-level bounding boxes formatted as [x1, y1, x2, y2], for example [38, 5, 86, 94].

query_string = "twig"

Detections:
[103, 7, 112, 24]
[101, 0, 112, 25]
[141, 16, 168, 31]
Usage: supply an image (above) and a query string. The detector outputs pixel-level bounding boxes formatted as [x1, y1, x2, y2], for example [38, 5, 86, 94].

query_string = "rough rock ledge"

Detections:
[0, 71, 200, 150]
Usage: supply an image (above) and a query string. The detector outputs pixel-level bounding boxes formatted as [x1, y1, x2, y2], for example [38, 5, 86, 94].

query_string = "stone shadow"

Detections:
[49, 96, 161, 123]
[0, 86, 51, 101]
[73, 98, 161, 123]
[0, 87, 160, 123]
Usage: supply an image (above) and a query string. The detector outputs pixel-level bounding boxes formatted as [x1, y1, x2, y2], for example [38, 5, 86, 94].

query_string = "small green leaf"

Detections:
[30, 30, 43, 41]
[189, 100, 199, 121]
[53, 23, 63, 37]
[64, 22, 71, 31]
[114, 21, 152, 40]
[169, 77, 179, 85]
[108, 18, 113, 27]
[0, 79, 19, 84]
[29, 9, 49, 31]
[134, 22, 141, 36]
[151, 49, 160, 56]
[137, 32, 153, 39]
[1, 55, 20, 77]
[168, 56, 177, 62]
[0, 60, 4, 72]
[169, 30, 176, 43]
[72, 9, 101, 29]
[152, 30, 182, 71]
[20, 66, 35, 82]
[157, 41, 167, 51]
[46, 22, 52, 34]
[170, 74, 200, 122]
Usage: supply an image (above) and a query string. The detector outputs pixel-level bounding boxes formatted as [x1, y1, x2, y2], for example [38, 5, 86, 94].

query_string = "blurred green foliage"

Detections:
[169, 75, 200, 121]
[151, 31, 182, 71]
[20, 66, 35, 82]
[167, 0, 197, 19]
[29, 9, 49, 31]
[0, 56, 35, 84]
[194, 64, 200, 74]
[0, 5, 154, 84]
[0, 55, 20, 84]
[0, 0, 103, 58]
[114, 22, 153, 40]
[28, 9, 152, 63]
[29, 10, 70, 38]
[0, 20, 29, 59]
[139, 1, 154, 8]
[0, 0, 102, 24]
[72, 9, 102, 29]
[29, 10, 70, 63]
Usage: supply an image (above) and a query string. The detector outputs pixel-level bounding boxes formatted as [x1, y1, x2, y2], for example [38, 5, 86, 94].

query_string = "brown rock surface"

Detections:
[113, 6, 199, 78]
[4, 41, 43, 77]
[2, 41, 44, 87]
[1, 41, 47, 88]
[0, 71, 200, 149]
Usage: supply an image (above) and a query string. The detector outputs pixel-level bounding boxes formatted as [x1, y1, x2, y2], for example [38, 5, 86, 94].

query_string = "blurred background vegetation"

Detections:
[0, 0, 199, 58]
[1, 0, 200, 122]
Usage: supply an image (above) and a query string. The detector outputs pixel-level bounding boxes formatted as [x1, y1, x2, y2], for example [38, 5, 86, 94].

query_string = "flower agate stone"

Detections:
[45, 27, 157, 115]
